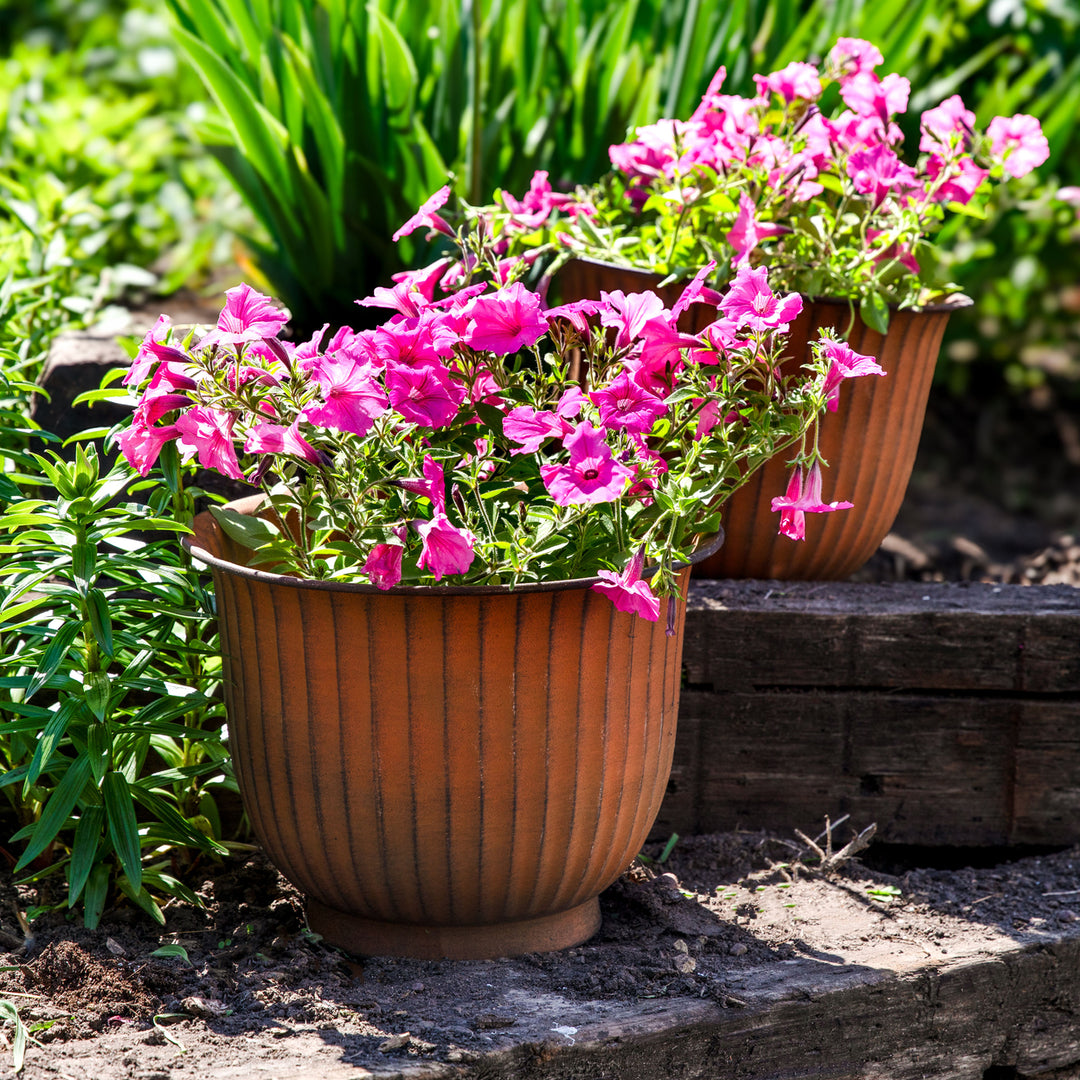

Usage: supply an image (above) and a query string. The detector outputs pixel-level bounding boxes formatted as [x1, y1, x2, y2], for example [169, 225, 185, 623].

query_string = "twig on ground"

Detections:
[795, 816, 877, 874]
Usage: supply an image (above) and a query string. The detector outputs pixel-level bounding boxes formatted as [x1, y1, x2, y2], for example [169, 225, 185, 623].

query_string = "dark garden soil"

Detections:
[3, 832, 1080, 1079]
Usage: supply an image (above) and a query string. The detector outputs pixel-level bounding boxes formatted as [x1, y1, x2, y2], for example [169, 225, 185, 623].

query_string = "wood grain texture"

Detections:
[660, 581, 1080, 846]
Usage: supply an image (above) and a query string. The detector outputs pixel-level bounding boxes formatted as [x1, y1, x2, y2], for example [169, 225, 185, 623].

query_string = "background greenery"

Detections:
[0, 0, 1076, 925]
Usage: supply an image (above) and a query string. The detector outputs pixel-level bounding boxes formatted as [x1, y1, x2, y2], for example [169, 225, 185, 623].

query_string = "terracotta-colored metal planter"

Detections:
[186, 501, 720, 960]
[559, 257, 971, 580]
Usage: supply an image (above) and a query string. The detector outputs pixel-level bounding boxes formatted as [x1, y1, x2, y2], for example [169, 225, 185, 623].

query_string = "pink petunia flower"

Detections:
[175, 407, 245, 482]
[243, 420, 324, 465]
[544, 298, 604, 334]
[671, 260, 723, 321]
[302, 355, 389, 436]
[463, 282, 549, 355]
[590, 547, 660, 621]
[196, 284, 289, 351]
[770, 463, 854, 540]
[987, 114, 1049, 179]
[385, 362, 466, 428]
[590, 372, 668, 434]
[117, 421, 180, 476]
[539, 423, 634, 506]
[919, 94, 975, 153]
[926, 154, 988, 206]
[392, 185, 455, 243]
[753, 61, 822, 104]
[598, 290, 667, 350]
[415, 513, 476, 580]
[124, 315, 187, 387]
[364, 542, 404, 589]
[356, 280, 423, 319]
[719, 266, 802, 333]
[828, 37, 884, 77]
[819, 340, 886, 411]
[840, 71, 910, 123]
[847, 143, 919, 208]
[503, 405, 573, 454]
[726, 194, 787, 268]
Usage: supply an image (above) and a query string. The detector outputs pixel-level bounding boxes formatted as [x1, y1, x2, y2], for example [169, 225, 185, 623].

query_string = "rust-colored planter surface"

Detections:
[558, 257, 968, 580]
[187, 503, 702, 960]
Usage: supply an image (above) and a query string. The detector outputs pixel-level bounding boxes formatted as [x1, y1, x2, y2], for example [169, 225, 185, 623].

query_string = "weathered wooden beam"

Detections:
[665, 581, 1080, 846]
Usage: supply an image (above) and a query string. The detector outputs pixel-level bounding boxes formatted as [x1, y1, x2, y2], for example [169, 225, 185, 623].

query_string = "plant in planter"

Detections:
[448, 38, 1049, 578]
[118, 215, 881, 959]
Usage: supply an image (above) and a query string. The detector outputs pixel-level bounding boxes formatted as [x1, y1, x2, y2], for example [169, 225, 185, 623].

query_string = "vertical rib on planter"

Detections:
[188, 505, 707, 960]
[558, 257, 970, 580]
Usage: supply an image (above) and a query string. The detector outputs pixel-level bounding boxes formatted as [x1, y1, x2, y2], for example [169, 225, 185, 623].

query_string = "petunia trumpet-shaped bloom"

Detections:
[820, 340, 886, 411]
[175, 407, 246, 482]
[719, 266, 802, 333]
[590, 372, 668, 434]
[828, 38, 883, 78]
[770, 463, 854, 541]
[726, 194, 788, 268]
[753, 61, 822, 104]
[244, 420, 324, 466]
[117, 421, 180, 477]
[598, 290, 667, 350]
[463, 282, 549, 355]
[503, 405, 573, 454]
[540, 422, 634, 506]
[124, 315, 188, 387]
[196, 284, 289, 352]
[590, 547, 661, 621]
[415, 513, 476, 580]
[392, 185, 455, 243]
[385, 362, 466, 428]
[987, 114, 1049, 179]
[364, 542, 404, 590]
[302, 355, 389, 436]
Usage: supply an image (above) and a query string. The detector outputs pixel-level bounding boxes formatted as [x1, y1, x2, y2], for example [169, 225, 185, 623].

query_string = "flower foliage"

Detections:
[464, 38, 1049, 331]
[120, 224, 883, 621]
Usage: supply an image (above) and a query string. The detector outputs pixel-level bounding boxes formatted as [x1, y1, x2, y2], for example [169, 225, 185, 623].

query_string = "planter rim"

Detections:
[183, 503, 724, 596]
[563, 254, 974, 313]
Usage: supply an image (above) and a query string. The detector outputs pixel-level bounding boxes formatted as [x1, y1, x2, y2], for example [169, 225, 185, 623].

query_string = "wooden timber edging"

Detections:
[658, 580, 1080, 847]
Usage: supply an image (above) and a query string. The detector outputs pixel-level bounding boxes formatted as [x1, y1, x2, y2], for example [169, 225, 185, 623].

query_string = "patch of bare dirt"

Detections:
[0, 828, 1078, 1078]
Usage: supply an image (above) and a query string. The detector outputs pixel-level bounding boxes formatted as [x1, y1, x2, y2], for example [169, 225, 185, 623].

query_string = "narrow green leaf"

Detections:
[24, 698, 81, 792]
[87, 722, 112, 785]
[151, 944, 192, 965]
[23, 621, 81, 701]
[14, 756, 93, 871]
[102, 773, 142, 895]
[85, 590, 114, 658]
[68, 806, 104, 906]
[83, 863, 110, 929]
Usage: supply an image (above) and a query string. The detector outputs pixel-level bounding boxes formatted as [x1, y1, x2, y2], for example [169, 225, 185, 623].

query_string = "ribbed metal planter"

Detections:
[187, 503, 717, 960]
[559, 257, 969, 580]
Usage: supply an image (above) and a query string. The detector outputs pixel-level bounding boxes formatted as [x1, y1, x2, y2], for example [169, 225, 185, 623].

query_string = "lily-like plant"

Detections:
[118, 213, 883, 623]
[459, 37, 1049, 332]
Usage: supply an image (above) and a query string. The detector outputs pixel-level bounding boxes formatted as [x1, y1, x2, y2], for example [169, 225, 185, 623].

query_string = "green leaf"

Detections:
[14, 756, 93, 871]
[859, 293, 891, 335]
[151, 944, 192, 965]
[68, 806, 104, 906]
[23, 698, 81, 793]
[86, 721, 112, 785]
[102, 772, 142, 895]
[84, 672, 112, 724]
[208, 503, 280, 550]
[23, 621, 81, 701]
[85, 590, 114, 657]
[83, 863, 110, 929]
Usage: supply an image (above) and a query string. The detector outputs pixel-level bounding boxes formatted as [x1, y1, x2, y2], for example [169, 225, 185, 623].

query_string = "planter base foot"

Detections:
[306, 896, 602, 960]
